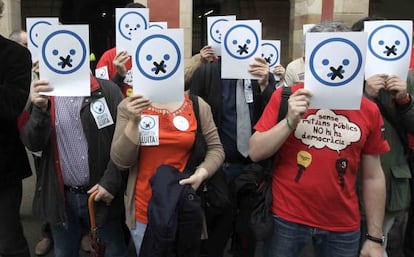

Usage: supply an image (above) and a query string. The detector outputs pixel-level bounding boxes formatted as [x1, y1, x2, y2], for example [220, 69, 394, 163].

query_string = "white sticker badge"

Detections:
[139, 115, 159, 146]
[173, 116, 189, 131]
[90, 98, 114, 129]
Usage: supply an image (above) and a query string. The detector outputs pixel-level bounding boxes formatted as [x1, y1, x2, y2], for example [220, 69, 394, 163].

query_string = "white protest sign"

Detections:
[221, 20, 262, 79]
[364, 20, 413, 79]
[261, 40, 281, 69]
[304, 32, 367, 109]
[116, 8, 149, 54]
[132, 29, 184, 103]
[27, 17, 59, 62]
[39, 25, 90, 96]
[149, 22, 168, 30]
[207, 15, 236, 56]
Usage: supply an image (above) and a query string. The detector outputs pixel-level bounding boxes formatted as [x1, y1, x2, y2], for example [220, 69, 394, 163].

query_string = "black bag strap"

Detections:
[184, 94, 207, 174]
[261, 86, 292, 176]
[278, 86, 291, 123]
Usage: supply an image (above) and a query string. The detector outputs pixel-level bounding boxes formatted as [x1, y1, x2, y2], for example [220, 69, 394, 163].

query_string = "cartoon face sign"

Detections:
[309, 38, 362, 87]
[135, 34, 181, 81]
[91, 100, 105, 114]
[368, 24, 410, 61]
[261, 43, 279, 67]
[118, 11, 148, 40]
[209, 18, 230, 44]
[29, 21, 53, 48]
[223, 24, 259, 60]
[42, 30, 87, 75]
[140, 116, 156, 130]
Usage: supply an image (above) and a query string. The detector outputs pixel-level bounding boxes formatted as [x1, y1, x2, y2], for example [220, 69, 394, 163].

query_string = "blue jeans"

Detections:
[264, 215, 360, 257]
[129, 221, 147, 256]
[50, 191, 128, 257]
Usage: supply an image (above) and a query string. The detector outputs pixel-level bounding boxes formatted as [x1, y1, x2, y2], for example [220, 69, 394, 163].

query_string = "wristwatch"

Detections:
[366, 233, 385, 245]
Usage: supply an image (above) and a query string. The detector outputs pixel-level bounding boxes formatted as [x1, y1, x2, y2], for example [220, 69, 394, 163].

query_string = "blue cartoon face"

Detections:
[223, 24, 259, 60]
[140, 116, 156, 130]
[118, 11, 148, 40]
[261, 43, 279, 67]
[135, 34, 181, 81]
[29, 21, 53, 48]
[210, 19, 229, 44]
[91, 100, 105, 114]
[309, 38, 362, 87]
[368, 24, 410, 61]
[42, 30, 87, 75]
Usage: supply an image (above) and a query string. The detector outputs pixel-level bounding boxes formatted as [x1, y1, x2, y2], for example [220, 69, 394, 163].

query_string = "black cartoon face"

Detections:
[136, 34, 181, 81]
[118, 11, 148, 40]
[309, 38, 362, 87]
[368, 24, 410, 61]
[322, 58, 350, 80]
[223, 24, 259, 60]
[42, 30, 87, 75]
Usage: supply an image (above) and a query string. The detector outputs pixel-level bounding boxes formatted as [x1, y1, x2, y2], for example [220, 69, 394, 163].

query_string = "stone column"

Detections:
[289, 0, 369, 61]
[289, 0, 322, 60]
[0, 0, 22, 37]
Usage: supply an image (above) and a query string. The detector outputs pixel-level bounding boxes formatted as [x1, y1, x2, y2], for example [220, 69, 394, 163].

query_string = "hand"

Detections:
[248, 56, 270, 87]
[125, 94, 151, 122]
[364, 74, 386, 98]
[359, 240, 384, 257]
[286, 88, 312, 128]
[31, 80, 53, 112]
[199, 45, 216, 63]
[87, 184, 114, 206]
[385, 75, 408, 100]
[32, 61, 39, 76]
[179, 168, 209, 190]
[272, 64, 285, 78]
[113, 51, 130, 77]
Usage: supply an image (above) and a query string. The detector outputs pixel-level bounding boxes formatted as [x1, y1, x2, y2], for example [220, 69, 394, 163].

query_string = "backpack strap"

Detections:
[184, 94, 207, 174]
[278, 86, 291, 123]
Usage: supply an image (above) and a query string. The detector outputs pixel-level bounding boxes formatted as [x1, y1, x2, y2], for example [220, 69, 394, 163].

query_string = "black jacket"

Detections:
[139, 165, 203, 257]
[0, 35, 32, 186]
[189, 59, 276, 129]
[20, 78, 125, 227]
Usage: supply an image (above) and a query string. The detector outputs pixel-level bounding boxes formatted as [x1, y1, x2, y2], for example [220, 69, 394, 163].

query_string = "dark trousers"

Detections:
[201, 162, 256, 257]
[0, 181, 30, 257]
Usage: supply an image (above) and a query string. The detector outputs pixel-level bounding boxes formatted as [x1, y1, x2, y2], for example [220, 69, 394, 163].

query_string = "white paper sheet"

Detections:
[132, 29, 184, 103]
[364, 20, 413, 79]
[207, 15, 236, 56]
[115, 8, 149, 54]
[304, 32, 367, 110]
[38, 25, 90, 96]
[221, 20, 262, 80]
[26, 17, 59, 62]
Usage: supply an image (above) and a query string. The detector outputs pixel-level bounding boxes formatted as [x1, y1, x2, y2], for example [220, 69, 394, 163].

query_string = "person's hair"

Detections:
[0, 0, 4, 17]
[9, 30, 23, 43]
[309, 21, 351, 33]
[125, 2, 146, 8]
[351, 16, 386, 32]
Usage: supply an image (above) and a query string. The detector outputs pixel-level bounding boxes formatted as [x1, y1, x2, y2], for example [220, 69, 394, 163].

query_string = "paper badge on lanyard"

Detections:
[139, 115, 159, 146]
[90, 98, 114, 129]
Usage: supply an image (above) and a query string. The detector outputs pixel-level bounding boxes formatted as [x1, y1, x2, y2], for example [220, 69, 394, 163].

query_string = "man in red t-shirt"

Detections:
[95, 2, 146, 97]
[249, 22, 389, 257]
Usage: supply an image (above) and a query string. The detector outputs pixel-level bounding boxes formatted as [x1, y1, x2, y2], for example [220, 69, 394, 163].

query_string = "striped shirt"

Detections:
[55, 96, 89, 186]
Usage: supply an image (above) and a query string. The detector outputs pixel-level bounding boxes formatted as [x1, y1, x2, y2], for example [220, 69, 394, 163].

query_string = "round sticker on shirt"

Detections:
[173, 116, 189, 131]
